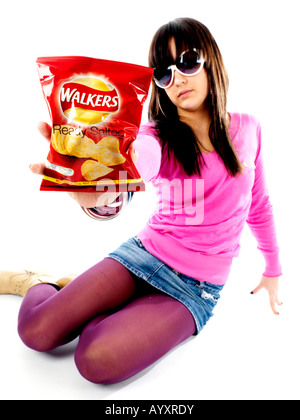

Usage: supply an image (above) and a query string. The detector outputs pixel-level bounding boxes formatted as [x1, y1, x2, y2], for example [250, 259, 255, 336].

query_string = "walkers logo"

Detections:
[60, 76, 120, 125]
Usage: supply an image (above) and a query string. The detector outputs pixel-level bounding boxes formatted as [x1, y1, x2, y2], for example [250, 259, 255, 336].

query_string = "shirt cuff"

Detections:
[261, 250, 283, 277]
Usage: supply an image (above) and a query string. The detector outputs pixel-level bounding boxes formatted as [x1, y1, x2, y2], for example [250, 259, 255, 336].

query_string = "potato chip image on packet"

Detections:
[91, 136, 126, 166]
[36, 56, 153, 192]
[81, 160, 113, 181]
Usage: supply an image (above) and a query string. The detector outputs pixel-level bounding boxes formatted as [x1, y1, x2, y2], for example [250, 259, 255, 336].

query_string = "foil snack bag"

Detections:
[36, 56, 153, 192]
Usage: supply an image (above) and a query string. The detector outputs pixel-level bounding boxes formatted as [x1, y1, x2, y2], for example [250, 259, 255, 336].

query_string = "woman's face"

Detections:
[164, 38, 210, 117]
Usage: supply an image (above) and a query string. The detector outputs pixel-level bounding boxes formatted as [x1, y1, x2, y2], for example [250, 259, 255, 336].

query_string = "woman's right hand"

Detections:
[30, 122, 121, 208]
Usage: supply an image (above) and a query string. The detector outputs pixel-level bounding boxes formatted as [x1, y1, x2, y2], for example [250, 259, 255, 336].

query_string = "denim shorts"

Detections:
[108, 236, 224, 335]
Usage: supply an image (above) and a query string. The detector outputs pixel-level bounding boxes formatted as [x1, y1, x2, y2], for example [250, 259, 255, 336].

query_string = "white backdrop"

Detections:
[0, 0, 299, 400]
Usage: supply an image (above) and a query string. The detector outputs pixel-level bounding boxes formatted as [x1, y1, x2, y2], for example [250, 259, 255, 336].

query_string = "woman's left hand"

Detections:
[251, 276, 282, 315]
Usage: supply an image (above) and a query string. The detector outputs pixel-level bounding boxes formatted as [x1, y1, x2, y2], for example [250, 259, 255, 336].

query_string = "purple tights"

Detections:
[18, 258, 196, 384]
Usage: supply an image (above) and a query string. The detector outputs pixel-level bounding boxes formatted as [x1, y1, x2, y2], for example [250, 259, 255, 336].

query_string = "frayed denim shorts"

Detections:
[108, 236, 224, 335]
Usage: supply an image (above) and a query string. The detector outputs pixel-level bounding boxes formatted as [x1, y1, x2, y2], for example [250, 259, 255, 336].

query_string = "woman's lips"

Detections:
[178, 89, 193, 98]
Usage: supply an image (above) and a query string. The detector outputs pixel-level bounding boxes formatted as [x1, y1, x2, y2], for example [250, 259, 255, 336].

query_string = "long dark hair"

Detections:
[148, 18, 243, 177]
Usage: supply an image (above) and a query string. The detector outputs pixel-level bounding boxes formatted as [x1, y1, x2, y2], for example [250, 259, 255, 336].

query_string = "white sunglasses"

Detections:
[153, 49, 205, 89]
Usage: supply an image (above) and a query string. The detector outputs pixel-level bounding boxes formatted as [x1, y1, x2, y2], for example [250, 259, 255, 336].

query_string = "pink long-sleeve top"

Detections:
[134, 112, 282, 285]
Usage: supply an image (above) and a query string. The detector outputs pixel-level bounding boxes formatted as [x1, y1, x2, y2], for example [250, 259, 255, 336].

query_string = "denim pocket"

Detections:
[134, 236, 145, 249]
[180, 276, 204, 299]
[181, 276, 222, 306]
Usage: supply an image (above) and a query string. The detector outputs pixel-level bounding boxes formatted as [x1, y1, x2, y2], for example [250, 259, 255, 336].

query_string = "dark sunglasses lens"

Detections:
[154, 67, 172, 88]
[177, 50, 201, 74]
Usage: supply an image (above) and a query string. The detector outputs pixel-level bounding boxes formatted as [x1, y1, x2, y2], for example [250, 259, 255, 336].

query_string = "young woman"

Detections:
[0, 18, 282, 384]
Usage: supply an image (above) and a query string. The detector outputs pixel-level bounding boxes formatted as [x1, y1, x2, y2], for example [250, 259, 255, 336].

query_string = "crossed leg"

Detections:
[18, 258, 196, 384]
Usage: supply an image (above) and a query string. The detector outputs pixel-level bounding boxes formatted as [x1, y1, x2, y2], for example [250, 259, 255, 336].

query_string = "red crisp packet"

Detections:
[36, 56, 153, 192]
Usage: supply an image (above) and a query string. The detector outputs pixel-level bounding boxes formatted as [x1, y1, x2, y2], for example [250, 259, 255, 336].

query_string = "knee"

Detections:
[75, 339, 129, 385]
[18, 316, 58, 352]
